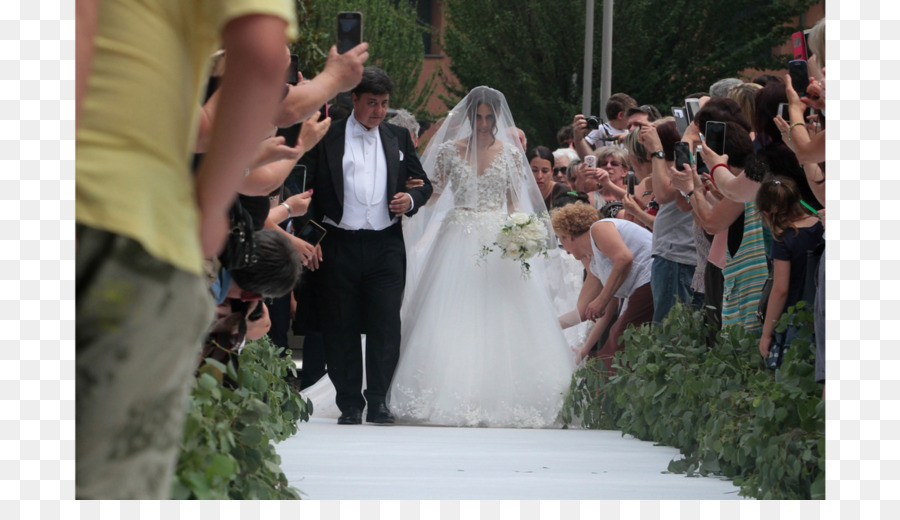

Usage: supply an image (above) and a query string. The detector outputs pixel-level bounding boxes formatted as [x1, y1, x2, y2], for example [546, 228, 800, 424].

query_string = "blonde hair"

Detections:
[623, 129, 648, 164]
[727, 82, 762, 132]
[551, 202, 600, 237]
[808, 19, 825, 66]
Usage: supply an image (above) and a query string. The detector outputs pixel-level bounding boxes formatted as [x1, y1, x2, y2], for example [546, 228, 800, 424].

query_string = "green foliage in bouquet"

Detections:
[171, 336, 312, 499]
[561, 302, 824, 500]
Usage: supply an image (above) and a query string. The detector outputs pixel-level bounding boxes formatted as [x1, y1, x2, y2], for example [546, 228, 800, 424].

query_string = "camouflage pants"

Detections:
[76, 225, 211, 499]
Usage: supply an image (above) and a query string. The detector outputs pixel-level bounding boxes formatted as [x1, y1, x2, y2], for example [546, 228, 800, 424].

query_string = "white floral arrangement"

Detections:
[479, 212, 550, 277]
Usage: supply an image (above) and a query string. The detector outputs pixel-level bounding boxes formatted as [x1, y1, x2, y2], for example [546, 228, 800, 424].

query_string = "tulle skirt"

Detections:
[389, 209, 576, 428]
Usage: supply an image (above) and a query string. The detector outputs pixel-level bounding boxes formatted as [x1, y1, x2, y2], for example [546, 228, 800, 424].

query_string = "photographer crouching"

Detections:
[203, 229, 302, 375]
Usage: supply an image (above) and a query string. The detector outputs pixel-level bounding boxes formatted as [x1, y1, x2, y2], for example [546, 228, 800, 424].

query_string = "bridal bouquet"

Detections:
[479, 212, 550, 277]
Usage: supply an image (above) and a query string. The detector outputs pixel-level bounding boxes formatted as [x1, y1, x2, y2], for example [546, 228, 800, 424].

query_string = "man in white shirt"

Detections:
[301, 67, 432, 425]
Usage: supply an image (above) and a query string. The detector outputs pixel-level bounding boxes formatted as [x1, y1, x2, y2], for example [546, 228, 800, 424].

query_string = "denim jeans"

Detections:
[651, 256, 696, 325]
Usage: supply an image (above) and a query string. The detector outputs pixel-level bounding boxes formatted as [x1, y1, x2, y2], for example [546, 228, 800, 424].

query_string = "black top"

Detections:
[771, 220, 825, 308]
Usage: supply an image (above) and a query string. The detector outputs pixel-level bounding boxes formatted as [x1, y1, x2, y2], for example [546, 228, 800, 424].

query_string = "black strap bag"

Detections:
[218, 197, 258, 270]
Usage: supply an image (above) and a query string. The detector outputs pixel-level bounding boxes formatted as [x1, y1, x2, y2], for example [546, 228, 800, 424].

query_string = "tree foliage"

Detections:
[300, 0, 438, 119]
[611, 0, 818, 113]
[442, 0, 586, 148]
[442, 0, 818, 148]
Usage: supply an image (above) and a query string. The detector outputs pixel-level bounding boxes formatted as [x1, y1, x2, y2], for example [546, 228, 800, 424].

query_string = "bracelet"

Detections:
[281, 202, 292, 219]
[710, 163, 728, 175]
[686, 189, 694, 198]
[787, 121, 804, 142]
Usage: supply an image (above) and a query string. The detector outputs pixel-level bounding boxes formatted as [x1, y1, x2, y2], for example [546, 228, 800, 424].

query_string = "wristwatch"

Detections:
[650, 150, 666, 160]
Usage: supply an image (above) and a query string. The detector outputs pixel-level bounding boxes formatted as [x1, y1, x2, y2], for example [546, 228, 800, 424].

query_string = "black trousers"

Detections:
[316, 222, 406, 412]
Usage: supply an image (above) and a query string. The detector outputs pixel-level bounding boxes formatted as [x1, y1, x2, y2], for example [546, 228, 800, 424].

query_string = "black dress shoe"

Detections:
[365, 402, 395, 425]
[337, 408, 362, 425]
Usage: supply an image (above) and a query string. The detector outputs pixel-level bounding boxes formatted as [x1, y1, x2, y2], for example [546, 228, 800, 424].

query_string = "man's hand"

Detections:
[389, 193, 413, 216]
[321, 43, 369, 93]
[245, 301, 271, 341]
[572, 114, 589, 140]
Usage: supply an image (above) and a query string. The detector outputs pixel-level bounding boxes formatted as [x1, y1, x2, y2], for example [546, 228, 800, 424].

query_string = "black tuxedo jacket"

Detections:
[301, 118, 432, 226]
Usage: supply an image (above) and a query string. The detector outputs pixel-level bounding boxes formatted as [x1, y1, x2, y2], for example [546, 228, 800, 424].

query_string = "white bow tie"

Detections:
[352, 123, 376, 140]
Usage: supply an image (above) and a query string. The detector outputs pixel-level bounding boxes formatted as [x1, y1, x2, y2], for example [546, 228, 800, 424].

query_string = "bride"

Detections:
[388, 86, 576, 428]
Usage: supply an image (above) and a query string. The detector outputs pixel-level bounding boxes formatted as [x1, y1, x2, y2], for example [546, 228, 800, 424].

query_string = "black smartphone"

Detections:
[695, 145, 708, 174]
[298, 220, 327, 246]
[286, 54, 299, 85]
[704, 121, 726, 156]
[788, 59, 809, 98]
[247, 299, 267, 321]
[672, 106, 689, 136]
[625, 171, 636, 196]
[337, 12, 363, 54]
[674, 141, 692, 171]
[277, 123, 301, 148]
[684, 98, 701, 124]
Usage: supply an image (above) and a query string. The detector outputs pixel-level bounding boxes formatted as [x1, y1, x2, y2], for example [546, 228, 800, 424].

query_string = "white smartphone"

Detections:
[778, 103, 788, 120]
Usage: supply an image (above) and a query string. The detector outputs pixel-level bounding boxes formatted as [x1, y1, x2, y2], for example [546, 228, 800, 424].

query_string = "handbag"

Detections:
[218, 197, 258, 270]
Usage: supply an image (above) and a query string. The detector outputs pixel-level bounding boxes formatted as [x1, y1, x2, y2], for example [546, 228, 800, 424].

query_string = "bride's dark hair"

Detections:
[465, 87, 501, 146]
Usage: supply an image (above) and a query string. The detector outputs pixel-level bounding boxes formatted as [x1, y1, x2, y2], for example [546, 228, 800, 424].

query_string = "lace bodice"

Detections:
[432, 141, 523, 211]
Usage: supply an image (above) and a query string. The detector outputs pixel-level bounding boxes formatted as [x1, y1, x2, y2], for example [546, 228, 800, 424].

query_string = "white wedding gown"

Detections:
[387, 142, 576, 428]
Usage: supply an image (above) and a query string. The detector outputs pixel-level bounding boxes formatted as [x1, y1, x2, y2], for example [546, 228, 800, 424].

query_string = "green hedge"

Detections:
[171, 336, 312, 499]
[560, 302, 824, 500]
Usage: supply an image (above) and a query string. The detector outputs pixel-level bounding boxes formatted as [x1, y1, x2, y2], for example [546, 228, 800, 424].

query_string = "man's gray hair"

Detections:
[388, 109, 420, 138]
[709, 78, 744, 98]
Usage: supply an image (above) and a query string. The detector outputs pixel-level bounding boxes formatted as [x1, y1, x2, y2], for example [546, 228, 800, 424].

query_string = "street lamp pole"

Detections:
[600, 0, 613, 115]
[581, 0, 594, 116]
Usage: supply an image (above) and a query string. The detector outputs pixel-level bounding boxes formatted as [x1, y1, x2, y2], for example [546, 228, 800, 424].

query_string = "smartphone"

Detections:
[286, 54, 299, 85]
[674, 141, 692, 171]
[625, 171, 636, 196]
[791, 30, 809, 61]
[584, 155, 596, 168]
[277, 123, 301, 148]
[778, 103, 788, 120]
[788, 59, 809, 98]
[297, 164, 308, 193]
[704, 121, 726, 156]
[684, 98, 701, 124]
[298, 220, 327, 246]
[337, 12, 363, 54]
[695, 145, 708, 174]
[672, 106, 689, 136]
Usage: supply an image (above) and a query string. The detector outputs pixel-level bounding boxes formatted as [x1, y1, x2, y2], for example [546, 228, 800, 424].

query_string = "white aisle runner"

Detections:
[275, 417, 745, 500]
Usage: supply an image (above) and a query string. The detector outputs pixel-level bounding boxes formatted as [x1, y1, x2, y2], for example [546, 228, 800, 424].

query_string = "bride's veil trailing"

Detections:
[403, 86, 554, 291]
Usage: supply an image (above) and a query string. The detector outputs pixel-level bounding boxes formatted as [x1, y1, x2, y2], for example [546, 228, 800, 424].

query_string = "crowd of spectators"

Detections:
[531, 20, 825, 382]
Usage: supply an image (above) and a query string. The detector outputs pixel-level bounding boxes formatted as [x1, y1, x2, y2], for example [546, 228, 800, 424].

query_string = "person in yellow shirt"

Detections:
[75, 0, 364, 499]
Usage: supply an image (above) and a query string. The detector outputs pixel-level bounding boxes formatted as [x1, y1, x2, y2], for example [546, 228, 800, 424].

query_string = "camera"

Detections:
[585, 116, 601, 130]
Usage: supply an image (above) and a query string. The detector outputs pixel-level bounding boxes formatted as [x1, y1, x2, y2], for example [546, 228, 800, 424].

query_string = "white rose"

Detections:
[510, 213, 530, 226]
[524, 223, 546, 241]
[506, 244, 521, 257]
[523, 240, 539, 256]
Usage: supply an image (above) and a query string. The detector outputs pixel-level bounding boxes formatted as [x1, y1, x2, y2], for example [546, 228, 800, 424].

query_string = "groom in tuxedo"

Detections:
[302, 67, 432, 425]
